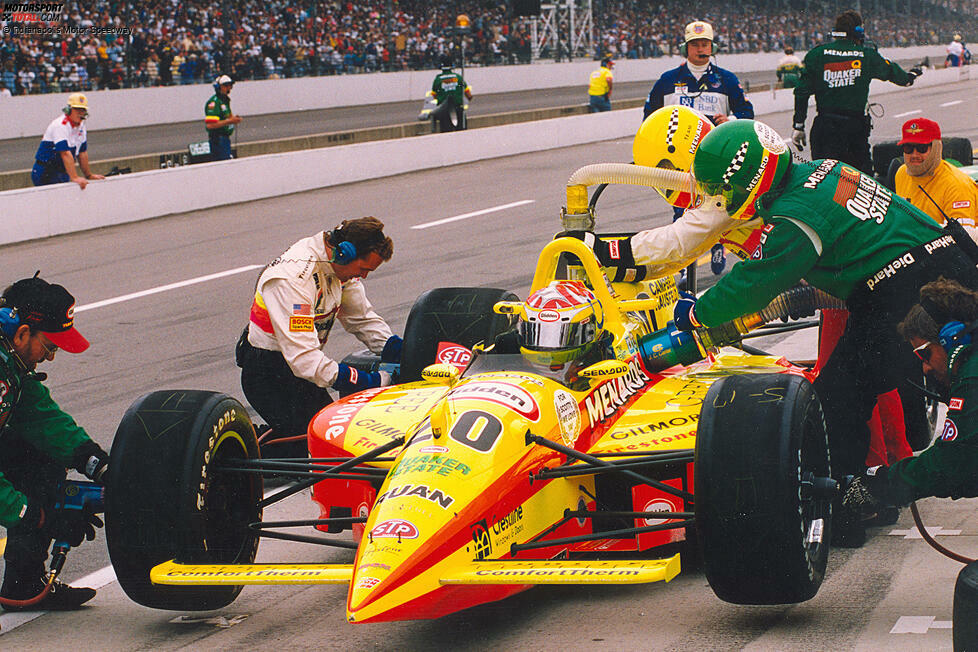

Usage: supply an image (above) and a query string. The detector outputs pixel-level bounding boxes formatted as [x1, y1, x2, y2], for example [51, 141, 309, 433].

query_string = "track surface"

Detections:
[0, 77, 976, 650]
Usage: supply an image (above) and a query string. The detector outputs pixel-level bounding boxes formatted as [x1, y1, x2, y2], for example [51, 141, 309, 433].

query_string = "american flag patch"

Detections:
[949, 397, 964, 411]
[293, 303, 312, 315]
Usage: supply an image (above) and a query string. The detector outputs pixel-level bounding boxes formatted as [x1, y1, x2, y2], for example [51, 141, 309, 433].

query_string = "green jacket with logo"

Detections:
[431, 68, 469, 105]
[695, 159, 944, 326]
[0, 344, 94, 527]
[204, 92, 234, 136]
[888, 345, 978, 501]
[793, 37, 913, 123]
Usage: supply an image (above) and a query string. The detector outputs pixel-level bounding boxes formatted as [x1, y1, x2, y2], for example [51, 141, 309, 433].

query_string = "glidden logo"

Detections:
[370, 519, 419, 539]
[448, 381, 540, 421]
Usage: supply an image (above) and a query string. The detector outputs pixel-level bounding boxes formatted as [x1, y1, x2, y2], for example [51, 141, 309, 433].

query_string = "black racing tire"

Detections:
[399, 287, 518, 382]
[695, 373, 832, 605]
[105, 390, 262, 610]
[954, 560, 978, 651]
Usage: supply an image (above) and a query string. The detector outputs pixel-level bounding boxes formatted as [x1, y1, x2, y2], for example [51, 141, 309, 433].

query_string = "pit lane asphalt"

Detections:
[0, 77, 976, 650]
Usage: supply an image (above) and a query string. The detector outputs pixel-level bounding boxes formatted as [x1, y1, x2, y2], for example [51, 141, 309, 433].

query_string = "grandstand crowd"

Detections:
[0, 0, 975, 96]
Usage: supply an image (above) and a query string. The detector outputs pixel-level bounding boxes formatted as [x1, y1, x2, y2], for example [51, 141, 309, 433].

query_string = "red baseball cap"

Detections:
[2, 276, 89, 353]
[898, 118, 941, 146]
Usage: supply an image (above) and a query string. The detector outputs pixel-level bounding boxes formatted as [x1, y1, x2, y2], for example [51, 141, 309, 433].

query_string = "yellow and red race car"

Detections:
[104, 221, 841, 621]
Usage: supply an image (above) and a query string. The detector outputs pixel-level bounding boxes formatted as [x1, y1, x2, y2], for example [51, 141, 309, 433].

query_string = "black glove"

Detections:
[48, 503, 103, 548]
[20, 501, 46, 530]
[74, 441, 109, 483]
[907, 66, 923, 84]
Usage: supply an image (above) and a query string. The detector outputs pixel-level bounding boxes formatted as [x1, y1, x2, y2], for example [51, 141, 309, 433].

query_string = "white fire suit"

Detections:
[247, 231, 393, 388]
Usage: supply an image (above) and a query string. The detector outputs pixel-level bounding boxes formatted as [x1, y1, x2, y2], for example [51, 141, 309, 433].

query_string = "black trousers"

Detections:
[430, 96, 465, 132]
[237, 332, 334, 441]
[813, 238, 978, 478]
[1, 434, 66, 581]
[810, 112, 874, 176]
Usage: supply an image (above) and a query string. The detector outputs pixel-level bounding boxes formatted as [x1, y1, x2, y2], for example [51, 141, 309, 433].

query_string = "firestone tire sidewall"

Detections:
[106, 390, 261, 610]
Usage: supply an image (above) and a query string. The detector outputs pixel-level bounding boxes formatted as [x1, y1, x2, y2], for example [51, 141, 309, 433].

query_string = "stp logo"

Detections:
[436, 342, 472, 370]
[941, 418, 959, 442]
[371, 519, 419, 539]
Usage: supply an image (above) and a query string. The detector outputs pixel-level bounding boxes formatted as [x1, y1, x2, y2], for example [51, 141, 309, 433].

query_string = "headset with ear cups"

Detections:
[329, 228, 358, 265]
[679, 38, 718, 58]
[0, 305, 20, 339]
[920, 295, 978, 354]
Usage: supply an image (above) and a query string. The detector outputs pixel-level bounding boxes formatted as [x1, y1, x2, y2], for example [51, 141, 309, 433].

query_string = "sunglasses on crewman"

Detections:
[902, 143, 932, 154]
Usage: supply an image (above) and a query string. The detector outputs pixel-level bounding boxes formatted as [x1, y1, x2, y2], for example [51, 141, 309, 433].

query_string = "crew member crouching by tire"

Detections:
[236, 217, 402, 457]
[0, 275, 109, 610]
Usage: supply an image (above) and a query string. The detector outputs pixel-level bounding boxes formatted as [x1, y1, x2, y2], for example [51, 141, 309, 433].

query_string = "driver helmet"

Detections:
[519, 280, 603, 367]
[691, 119, 793, 220]
[634, 105, 713, 209]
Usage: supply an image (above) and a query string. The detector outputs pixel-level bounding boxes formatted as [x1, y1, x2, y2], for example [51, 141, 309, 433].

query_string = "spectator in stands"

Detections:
[0, 82, 11, 98]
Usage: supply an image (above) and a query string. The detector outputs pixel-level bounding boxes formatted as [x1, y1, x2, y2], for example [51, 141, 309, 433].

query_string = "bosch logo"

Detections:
[437, 345, 472, 367]
[538, 310, 560, 322]
[370, 519, 419, 539]
[643, 498, 679, 526]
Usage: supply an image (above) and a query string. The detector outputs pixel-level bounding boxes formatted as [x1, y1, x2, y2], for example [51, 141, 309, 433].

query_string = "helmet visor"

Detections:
[519, 319, 595, 351]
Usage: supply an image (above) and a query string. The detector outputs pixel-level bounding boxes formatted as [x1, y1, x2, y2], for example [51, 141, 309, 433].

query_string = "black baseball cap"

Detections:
[2, 276, 89, 353]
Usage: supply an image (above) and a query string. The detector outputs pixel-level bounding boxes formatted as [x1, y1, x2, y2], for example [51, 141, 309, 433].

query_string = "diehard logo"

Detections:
[370, 519, 419, 539]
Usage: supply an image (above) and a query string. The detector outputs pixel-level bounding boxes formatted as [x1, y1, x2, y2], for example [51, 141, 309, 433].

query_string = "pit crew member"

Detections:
[31, 93, 104, 189]
[205, 75, 241, 161]
[236, 218, 402, 452]
[429, 58, 472, 133]
[845, 278, 978, 508]
[587, 57, 614, 113]
[791, 10, 921, 174]
[0, 275, 109, 610]
[643, 20, 753, 276]
[894, 118, 978, 242]
[672, 119, 978, 546]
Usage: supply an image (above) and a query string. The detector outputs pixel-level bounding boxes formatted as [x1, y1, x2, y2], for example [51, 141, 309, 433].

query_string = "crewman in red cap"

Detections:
[0, 274, 109, 610]
[895, 117, 978, 242]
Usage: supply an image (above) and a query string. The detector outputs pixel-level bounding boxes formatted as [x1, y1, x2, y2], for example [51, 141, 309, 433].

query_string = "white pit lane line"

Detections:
[76, 264, 264, 313]
[411, 200, 535, 230]
[894, 110, 922, 118]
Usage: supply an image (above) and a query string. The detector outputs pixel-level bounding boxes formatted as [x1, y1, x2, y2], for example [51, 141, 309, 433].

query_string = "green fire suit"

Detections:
[695, 159, 978, 478]
[0, 344, 97, 527]
[793, 37, 915, 173]
[886, 344, 978, 502]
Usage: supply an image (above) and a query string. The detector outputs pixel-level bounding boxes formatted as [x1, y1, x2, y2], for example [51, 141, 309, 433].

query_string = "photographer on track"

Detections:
[0, 275, 109, 611]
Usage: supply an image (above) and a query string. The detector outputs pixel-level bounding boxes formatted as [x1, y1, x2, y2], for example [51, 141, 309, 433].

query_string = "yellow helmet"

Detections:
[633, 105, 714, 209]
[66, 93, 88, 110]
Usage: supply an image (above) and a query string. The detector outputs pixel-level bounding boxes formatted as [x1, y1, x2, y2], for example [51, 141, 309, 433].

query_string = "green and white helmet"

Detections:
[691, 119, 793, 220]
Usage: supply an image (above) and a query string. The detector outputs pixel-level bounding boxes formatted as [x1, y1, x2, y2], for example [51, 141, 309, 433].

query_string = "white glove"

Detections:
[791, 128, 806, 150]
[378, 370, 393, 387]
